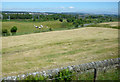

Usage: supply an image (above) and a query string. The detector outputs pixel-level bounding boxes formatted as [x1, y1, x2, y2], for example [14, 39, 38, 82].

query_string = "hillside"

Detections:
[2, 27, 118, 76]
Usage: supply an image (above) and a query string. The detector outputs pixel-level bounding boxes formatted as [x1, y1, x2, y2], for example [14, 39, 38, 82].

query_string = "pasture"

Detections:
[2, 20, 73, 36]
[2, 27, 118, 77]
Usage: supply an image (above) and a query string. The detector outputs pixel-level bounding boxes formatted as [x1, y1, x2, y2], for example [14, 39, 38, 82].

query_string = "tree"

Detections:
[59, 18, 63, 22]
[75, 23, 79, 28]
[81, 24, 84, 27]
[11, 26, 17, 35]
[49, 28, 52, 31]
[33, 18, 36, 21]
[67, 18, 73, 23]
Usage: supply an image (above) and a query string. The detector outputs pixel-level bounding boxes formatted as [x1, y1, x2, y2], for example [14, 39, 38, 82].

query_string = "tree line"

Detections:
[2, 13, 116, 23]
[2, 13, 117, 36]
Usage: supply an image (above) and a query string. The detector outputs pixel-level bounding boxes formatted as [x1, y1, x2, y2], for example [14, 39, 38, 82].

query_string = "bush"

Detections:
[10, 26, 17, 35]
[2, 29, 10, 36]
[55, 69, 73, 80]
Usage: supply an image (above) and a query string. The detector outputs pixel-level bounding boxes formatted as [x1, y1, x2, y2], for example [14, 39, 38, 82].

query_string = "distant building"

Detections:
[4, 13, 26, 14]
[3, 11, 52, 15]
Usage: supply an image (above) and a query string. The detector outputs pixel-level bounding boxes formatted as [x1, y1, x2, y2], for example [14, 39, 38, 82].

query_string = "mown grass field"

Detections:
[2, 20, 73, 35]
[99, 22, 118, 27]
[87, 22, 119, 29]
[2, 26, 118, 77]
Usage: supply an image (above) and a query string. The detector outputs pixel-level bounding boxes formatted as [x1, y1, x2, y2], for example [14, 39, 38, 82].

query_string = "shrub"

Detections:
[2, 29, 10, 36]
[55, 69, 73, 80]
[10, 26, 17, 35]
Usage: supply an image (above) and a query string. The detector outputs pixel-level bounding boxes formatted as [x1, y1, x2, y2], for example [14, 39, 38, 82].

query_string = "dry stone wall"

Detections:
[1, 58, 120, 80]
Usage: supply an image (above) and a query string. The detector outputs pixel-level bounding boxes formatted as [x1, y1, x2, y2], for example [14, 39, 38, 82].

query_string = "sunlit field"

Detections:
[2, 26, 118, 77]
[99, 22, 118, 27]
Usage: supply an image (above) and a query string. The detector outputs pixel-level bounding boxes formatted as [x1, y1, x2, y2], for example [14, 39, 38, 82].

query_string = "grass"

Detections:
[2, 20, 73, 36]
[87, 22, 119, 29]
[99, 22, 118, 27]
[75, 68, 119, 80]
[2, 27, 118, 77]
[13, 67, 119, 80]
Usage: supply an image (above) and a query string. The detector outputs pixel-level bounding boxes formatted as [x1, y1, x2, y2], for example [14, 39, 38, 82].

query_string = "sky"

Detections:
[1, 0, 120, 2]
[2, 2, 118, 14]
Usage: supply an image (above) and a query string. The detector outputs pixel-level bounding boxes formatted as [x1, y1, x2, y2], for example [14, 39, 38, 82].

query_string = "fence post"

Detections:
[93, 68, 97, 82]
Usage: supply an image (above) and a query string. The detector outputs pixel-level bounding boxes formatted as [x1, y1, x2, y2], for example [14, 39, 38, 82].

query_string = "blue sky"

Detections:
[2, 0, 120, 2]
[2, 2, 118, 14]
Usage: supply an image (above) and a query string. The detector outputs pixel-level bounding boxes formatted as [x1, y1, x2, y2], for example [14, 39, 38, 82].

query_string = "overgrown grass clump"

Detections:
[18, 69, 74, 81]
[54, 69, 74, 80]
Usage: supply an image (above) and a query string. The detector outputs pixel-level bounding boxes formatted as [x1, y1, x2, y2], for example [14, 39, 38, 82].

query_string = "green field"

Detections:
[2, 21, 118, 37]
[2, 20, 73, 36]
[2, 25, 118, 77]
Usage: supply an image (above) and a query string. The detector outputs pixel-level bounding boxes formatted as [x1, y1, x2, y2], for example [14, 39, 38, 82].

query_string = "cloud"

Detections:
[69, 6, 74, 9]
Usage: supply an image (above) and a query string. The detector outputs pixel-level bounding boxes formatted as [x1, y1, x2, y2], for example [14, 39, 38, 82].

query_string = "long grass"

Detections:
[76, 68, 119, 80]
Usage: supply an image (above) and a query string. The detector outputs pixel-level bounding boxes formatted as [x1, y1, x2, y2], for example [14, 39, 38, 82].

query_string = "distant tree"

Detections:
[11, 26, 17, 35]
[54, 17, 58, 20]
[81, 24, 84, 27]
[73, 21, 76, 25]
[109, 18, 113, 22]
[76, 19, 83, 24]
[99, 20, 102, 23]
[59, 18, 63, 22]
[33, 18, 36, 21]
[67, 18, 73, 23]
[75, 23, 79, 28]
[49, 28, 52, 31]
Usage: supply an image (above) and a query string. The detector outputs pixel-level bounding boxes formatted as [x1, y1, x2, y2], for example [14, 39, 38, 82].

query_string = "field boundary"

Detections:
[1, 58, 120, 80]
